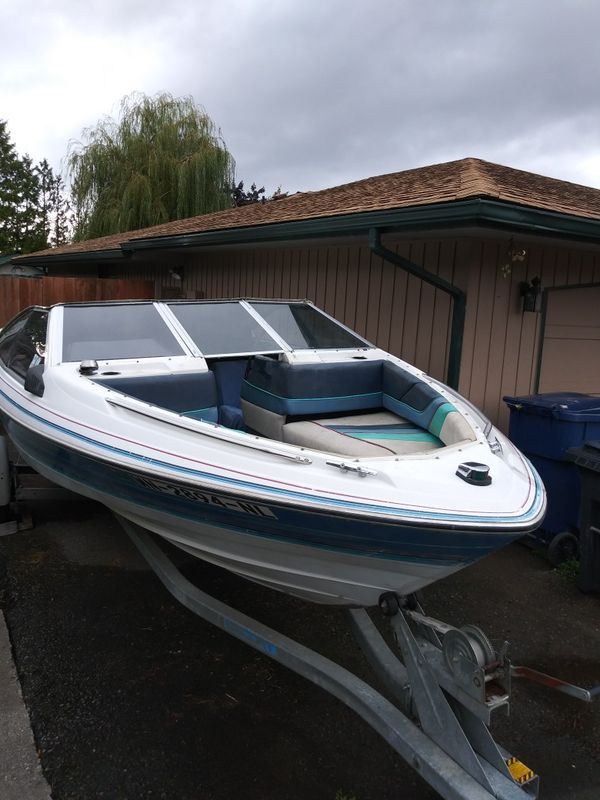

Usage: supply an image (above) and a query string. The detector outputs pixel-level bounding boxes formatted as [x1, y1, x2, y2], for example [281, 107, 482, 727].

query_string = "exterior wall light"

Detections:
[520, 276, 542, 313]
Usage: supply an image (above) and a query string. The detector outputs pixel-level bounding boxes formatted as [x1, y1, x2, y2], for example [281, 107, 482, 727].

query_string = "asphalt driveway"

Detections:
[0, 496, 599, 800]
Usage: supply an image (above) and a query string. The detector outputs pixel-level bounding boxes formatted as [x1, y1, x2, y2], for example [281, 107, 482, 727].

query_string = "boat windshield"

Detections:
[168, 302, 280, 356]
[62, 304, 185, 361]
[60, 300, 372, 362]
[250, 302, 371, 349]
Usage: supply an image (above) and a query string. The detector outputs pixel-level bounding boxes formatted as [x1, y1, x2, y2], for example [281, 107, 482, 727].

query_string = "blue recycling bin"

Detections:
[567, 440, 600, 592]
[503, 392, 600, 562]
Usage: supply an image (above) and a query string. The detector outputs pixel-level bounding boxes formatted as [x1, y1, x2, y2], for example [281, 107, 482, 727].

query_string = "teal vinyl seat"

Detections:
[240, 358, 476, 456]
[282, 410, 444, 456]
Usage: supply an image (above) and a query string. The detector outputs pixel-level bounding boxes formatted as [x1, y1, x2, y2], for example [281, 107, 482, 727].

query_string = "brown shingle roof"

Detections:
[20, 157, 600, 260]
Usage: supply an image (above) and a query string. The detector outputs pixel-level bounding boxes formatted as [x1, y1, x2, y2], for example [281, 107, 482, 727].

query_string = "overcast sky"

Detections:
[2, 0, 600, 196]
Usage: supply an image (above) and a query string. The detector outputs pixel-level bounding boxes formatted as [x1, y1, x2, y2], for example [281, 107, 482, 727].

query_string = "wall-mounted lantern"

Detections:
[520, 276, 542, 313]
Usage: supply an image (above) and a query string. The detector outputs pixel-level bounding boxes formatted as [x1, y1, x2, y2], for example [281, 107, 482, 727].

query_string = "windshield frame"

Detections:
[53, 299, 374, 364]
[249, 299, 374, 351]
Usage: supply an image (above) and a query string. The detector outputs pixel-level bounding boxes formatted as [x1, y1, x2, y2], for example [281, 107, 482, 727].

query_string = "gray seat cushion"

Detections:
[282, 411, 443, 457]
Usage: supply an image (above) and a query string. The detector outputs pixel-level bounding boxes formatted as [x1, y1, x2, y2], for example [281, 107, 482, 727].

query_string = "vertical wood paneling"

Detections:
[114, 236, 600, 430]
[315, 248, 327, 309]
[429, 240, 454, 380]
[496, 253, 527, 431]
[387, 242, 409, 360]
[514, 245, 542, 397]
[414, 241, 437, 372]
[483, 246, 513, 423]
[266, 249, 276, 297]
[296, 249, 308, 298]
[0, 276, 153, 326]
[305, 249, 318, 302]
[401, 242, 424, 367]
[334, 247, 348, 322]
[288, 249, 298, 298]
[343, 247, 359, 330]
[354, 247, 371, 338]
[365, 252, 382, 344]
[325, 248, 338, 315]
[554, 249, 569, 286]
[274, 249, 285, 298]
[376, 260, 395, 353]
[467, 241, 497, 412]
[580, 252, 594, 285]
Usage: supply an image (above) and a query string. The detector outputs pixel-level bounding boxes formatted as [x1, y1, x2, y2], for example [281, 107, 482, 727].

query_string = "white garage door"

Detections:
[538, 286, 600, 394]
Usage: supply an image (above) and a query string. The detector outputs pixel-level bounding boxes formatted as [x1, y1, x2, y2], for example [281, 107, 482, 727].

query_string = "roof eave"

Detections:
[123, 198, 600, 252]
[12, 248, 128, 267]
[13, 197, 600, 265]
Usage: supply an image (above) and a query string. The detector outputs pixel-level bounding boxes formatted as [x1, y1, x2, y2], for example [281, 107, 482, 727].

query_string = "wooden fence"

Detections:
[0, 276, 155, 327]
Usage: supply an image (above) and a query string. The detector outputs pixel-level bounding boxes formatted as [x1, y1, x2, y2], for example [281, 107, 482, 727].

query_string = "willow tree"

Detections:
[68, 93, 235, 241]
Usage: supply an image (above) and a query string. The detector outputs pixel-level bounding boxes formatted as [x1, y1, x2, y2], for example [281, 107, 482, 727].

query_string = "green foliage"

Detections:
[0, 122, 69, 254]
[48, 173, 71, 247]
[0, 121, 43, 253]
[68, 92, 236, 241]
[232, 180, 289, 206]
[232, 180, 266, 206]
[555, 558, 580, 582]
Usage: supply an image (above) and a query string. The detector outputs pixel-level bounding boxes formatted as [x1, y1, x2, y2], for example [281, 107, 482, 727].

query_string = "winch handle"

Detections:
[511, 665, 600, 703]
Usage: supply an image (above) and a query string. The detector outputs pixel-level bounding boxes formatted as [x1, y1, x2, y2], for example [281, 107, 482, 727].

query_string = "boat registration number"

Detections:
[135, 475, 277, 518]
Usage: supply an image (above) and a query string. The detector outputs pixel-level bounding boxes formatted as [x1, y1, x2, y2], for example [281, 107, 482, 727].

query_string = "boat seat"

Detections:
[210, 358, 248, 430]
[283, 411, 443, 456]
[94, 371, 219, 423]
[240, 356, 476, 453]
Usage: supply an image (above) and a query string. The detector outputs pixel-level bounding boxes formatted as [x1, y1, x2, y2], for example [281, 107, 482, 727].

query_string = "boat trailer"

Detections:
[114, 515, 597, 800]
[0, 444, 597, 800]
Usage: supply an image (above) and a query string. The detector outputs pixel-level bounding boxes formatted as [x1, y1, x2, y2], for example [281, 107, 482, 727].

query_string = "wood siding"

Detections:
[0, 276, 154, 327]
[116, 236, 600, 432]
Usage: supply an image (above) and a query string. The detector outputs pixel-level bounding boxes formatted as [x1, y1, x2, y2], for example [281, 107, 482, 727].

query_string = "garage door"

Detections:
[538, 286, 600, 394]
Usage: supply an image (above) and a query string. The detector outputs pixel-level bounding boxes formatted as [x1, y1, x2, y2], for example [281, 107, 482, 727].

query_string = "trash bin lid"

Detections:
[567, 440, 600, 471]
[503, 392, 600, 421]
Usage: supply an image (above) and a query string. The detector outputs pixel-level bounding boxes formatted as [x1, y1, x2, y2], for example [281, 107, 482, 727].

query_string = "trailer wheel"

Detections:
[547, 531, 579, 566]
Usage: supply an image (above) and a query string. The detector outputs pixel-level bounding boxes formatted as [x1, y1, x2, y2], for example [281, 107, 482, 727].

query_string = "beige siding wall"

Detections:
[117, 235, 600, 432]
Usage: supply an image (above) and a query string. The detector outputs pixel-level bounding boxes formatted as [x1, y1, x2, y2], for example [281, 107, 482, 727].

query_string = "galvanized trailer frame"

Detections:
[1, 437, 596, 798]
[117, 515, 540, 800]
[0, 434, 600, 800]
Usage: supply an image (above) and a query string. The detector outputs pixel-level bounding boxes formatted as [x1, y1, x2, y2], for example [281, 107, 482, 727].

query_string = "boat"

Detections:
[0, 299, 545, 606]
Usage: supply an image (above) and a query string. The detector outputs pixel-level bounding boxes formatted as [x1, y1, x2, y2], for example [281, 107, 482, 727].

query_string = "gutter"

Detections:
[14, 198, 600, 267]
[12, 249, 128, 267]
[368, 229, 466, 390]
[121, 198, 600, 253]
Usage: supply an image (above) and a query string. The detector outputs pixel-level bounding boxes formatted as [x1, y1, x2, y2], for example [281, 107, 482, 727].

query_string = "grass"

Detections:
[554, 558, 580, 582]
[335, 791, 358, 800]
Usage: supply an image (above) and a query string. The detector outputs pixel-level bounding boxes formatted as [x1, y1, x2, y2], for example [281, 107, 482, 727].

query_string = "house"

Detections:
[0, 253, 43, 277]
[11, 157, 600, 431]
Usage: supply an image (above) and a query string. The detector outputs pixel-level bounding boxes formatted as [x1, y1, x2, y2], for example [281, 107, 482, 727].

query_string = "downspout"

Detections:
[368, 228, 466, 390]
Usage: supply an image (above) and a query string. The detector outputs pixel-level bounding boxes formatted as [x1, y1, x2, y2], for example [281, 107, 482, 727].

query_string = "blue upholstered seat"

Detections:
[240, 356, 475, 453]
[211, 359, 248, 430]
[95, 371, 219, 423]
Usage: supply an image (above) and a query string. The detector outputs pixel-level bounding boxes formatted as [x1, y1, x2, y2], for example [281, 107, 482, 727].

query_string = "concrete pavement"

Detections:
[0, 611, 51, 800]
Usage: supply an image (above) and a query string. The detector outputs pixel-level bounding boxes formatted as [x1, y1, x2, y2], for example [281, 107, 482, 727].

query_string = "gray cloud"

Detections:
[2, 0, 600, 196]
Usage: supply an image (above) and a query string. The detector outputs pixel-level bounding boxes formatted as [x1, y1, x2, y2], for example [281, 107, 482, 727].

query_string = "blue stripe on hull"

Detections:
[0, 386, 544, 527]
[5, 419, 522, 567]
